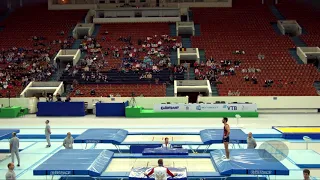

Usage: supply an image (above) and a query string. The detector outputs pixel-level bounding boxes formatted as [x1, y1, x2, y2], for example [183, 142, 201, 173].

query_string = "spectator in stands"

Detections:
[146, 73, 152, 79]
[234, 60, 241, 67]
[252, 76, 258, 84]
[65, 95, 71, 102]
[241, 69, 247, 73]
[303, 169, 311, 180]
[258, 53, 265, 60]
[116, 93, 121, 97]
[264, 79, 273, 87]
[46, 95, 53, 102]
[75, 89, 82, 95]
[60, 31, 65, 36]
[229, 67, 235, 75]
[244, 75, 249, 81]
[234, 90, 240, 96]
[90, 89, 96, 96]
[228, 90, 234, 96]
[56, 93, 62, 102]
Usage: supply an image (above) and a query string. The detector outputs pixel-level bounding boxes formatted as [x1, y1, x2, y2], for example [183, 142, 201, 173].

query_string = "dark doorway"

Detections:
[177, 92, 207, 103]
[307, 58, 319, 68]
[156, 0, 159, 7]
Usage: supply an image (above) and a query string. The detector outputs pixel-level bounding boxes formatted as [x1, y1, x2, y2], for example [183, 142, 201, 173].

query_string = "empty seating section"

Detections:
[72, 84, 166, 97]
[0, 6, 86, 53]
[191, 5, 320, 96]
[276, 1, 320, 47]
[0, 6, 86, 97]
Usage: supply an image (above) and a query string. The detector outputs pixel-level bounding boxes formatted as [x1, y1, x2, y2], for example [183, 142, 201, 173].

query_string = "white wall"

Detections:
[93, 17, 181, 23]
[5, 96, 320, 114]
[198, 96, 320, 109]
[297, 47, 307, 64]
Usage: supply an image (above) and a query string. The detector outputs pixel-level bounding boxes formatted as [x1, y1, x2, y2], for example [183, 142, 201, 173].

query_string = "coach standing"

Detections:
[63, 132, 74, 149]
[9, 133, 20, 167]
[5, 163, 16, 180]
[45, 120, 51, 148]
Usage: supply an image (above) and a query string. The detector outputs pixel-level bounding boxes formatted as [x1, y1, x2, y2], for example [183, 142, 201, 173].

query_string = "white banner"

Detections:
[154, 103, 257, 112]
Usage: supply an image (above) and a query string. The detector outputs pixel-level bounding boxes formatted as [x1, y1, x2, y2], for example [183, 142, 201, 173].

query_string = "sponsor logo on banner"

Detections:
[50, 171, 72, 175]
[223, 105, 238, 111]
[160, 106, 179, 110]
[196, 105, 201, 110]
[249, 170, 272, 175]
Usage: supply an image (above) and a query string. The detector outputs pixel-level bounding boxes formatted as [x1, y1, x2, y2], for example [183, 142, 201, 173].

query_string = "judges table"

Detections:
[95, 101, 129, 117]
[37, 102, 86, 116]
[142, 148, 188, 155]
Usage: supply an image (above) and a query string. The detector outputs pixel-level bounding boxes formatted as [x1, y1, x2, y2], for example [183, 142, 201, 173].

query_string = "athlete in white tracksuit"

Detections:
[144, 159, 177, 180]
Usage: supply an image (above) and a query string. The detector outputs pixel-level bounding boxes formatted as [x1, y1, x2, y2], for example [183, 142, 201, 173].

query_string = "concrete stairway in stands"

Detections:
[182, 38, 192, 48]
[188, 67, 195, 80]
[270, 5, 285, 20]
[288, 48, 304, 64]
[199, 50, 206, 63]
[169, 23, 176, 36]
[92, 24, 101, 37]
[313, 81, 320, 95]
[271, 22, 282, 35]
[72, 39, 82, 49]
[211, 83, 219, 96]
[166, 85, 175, 96]
[170, 50, 178, 65]
[195, 24, 201, 36]
[290, 36, 307, 47]
[188, 10, 193, 21]
[288, 48, 305, 64]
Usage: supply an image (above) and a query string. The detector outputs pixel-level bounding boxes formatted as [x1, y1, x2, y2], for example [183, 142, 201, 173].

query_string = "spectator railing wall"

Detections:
[277, 20, 302, 36]
[48, 0, 231, 10]
[93, 8, 180, 23]
[177, 21, 195, 36]
[54, 49, 81, 66]
[198, 96, 320, 113]
[177, 48, 200, 64]
[1, 96, 320, 113]
[20, 81, 63, 98]
[73, 23, 94, 39]
[297, 47, 320, 64]
[175, 80, 212, 97]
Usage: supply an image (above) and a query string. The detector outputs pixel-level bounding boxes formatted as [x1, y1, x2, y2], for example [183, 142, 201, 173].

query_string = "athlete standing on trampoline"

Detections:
[222, 117, 230, 160]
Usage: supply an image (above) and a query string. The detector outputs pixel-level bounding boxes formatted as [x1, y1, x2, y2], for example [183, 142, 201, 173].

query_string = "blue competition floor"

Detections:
[0, 127, 320, 180]
[287, 150, 320, 168]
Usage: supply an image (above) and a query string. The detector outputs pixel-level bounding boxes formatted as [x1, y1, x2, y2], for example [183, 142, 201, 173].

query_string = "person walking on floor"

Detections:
[9, 133, 20, 167]
[5, 162, 16, 180]
[63, 132, 74, 149]
[45, 120, 51, 148]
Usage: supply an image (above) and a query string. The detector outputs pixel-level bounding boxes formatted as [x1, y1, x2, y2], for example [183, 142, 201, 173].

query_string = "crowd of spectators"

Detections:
[69, 34, 183, 85]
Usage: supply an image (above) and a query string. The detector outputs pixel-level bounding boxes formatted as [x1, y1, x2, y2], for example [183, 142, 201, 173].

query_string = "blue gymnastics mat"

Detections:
[200, 129, 247, 144]
[211, 149, 289, 176]
[0, 129, 20, 140]
[33, 149, 114, 177]
[74, 129, 128, 144]
[129, 167, 187, 180]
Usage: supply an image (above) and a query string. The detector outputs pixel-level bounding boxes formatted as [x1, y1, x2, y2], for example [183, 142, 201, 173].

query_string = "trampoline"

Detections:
[33, 149, 289, 179]
[0, 129, 20, 140]
[74, 128, 247, 153]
